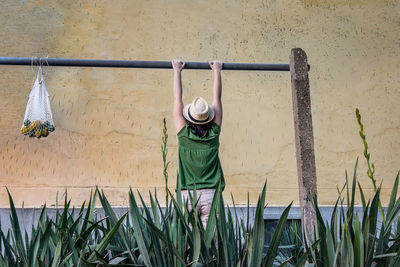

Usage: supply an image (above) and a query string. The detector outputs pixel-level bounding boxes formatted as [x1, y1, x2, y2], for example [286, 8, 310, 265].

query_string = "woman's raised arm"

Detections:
[210, 60, 223, 127]
[172, 59, 187, 133]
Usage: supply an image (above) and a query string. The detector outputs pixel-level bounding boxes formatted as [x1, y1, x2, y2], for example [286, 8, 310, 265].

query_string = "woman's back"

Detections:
[177, 122, 225, 190]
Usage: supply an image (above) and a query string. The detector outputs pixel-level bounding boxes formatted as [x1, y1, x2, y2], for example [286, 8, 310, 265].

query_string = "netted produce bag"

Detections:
[21, 66, 55, 138]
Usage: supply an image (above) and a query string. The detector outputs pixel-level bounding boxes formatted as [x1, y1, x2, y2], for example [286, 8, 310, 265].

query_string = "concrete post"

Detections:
[290, 48, 317, 238]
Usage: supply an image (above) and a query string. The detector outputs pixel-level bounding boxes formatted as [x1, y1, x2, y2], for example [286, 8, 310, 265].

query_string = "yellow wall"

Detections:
[0, 0, 399, 207]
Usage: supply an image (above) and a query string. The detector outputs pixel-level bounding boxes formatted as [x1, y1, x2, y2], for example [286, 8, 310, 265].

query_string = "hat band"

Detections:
[188, 106, 209, 123]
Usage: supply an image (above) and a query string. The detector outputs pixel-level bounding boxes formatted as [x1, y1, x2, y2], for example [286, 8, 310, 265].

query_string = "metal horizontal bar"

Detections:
[0, 57, 291, 71]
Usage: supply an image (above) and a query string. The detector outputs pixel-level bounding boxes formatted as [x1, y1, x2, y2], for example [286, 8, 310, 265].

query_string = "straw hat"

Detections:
[183, 97, 214, 125]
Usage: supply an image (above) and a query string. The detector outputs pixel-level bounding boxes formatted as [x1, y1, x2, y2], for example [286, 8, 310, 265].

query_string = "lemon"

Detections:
[29, 120, 40, 131]
[41, 128, 49, 137]
[35, 130, 41, 138]
[28, 131, 35, 137]
[21, 126, 29, 135]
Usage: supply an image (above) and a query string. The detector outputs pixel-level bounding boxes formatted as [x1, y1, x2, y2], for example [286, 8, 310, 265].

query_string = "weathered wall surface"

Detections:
[0, 0, 399, 207]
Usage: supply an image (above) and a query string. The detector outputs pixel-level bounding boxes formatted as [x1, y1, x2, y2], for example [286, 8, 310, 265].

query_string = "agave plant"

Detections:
[303, 159, 400, 267]
[0, 187, 128, 266]
[2, 114, 398, 266]
[274, 220, 304, 265]
[301, 109, 400, 266]
[0, 180, 294, 266]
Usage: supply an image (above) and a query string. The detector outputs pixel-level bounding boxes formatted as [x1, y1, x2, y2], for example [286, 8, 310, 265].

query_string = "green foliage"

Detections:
[1, 115, 399, 266]
[304, 160, 400, 267]
[299, 109, 400, 266]
[1, 180, 293, 266]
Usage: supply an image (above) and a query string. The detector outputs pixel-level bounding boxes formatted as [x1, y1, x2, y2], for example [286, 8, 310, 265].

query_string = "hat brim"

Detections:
[183, 104, 215, 125]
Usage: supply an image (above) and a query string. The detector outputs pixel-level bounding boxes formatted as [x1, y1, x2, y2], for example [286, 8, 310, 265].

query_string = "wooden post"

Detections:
[290, 48, 317, 238]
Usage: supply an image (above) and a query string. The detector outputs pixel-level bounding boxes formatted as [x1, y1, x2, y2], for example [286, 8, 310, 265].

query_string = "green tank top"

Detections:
[177, 122, 225, 190]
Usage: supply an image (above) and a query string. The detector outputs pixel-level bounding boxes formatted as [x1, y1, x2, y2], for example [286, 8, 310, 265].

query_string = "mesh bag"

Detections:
[21, 66, 55, 138]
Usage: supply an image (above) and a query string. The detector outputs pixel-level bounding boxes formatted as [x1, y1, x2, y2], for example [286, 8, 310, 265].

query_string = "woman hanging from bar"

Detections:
[172, 59, 225, 229]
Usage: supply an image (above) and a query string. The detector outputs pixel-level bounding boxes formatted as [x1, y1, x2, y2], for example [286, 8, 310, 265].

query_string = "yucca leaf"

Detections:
[362, 214, 371, 264]
[75, 217, 106, 250]
[5, 187, 27, 263]
[28, 226, 41, 267]
[331, 198, 339, 245]
[263, 202, 292, 267]
[87, 213, 127, 262]
[69, 238, 80, 265]
[155, 198, 186, 265]
[81, 189, 97, 235]
[388, 173, 399, 215]
[108, 256, 128, 264]
[24, 229, 31, 261]
[185, 188, 204, 265]
[345, 170, 350, 214]
[149, 193, 160, 228]
[99, 190, 134, 262]
[128, 189, 152, 267]
[346, 226, 354, 267]
[165, 187, 193, 266]
[369, 188, 381, 236]
[137, 191, 154, 223]
[166, 187, 194, 245]
[38, 220, 53, 263]
[383, 198, 400, 236]
[231, 193, 243, 259]
[336, 225, 351, 267]
[384, 175, 400, 237]
[68, 213, 83, 235]
[216, 220, 228, 267]
[51, 235, 63, 267]
[216, 187, 231, 267]
[59, 252, 74, 266]
[227, 207, 237, 263]
[353, 214, 364, 267]
[60, 192, 71, 231]
[358, 182, 367, 212]
[386, 235, 400, 261]
[325, 222, 336, 267]
[139, 191, 166, 267]
[77, 200, 86, 220]
[192, 216, 201, 266]
[312, 195, 329, 263]
[374, 252, 398, 259]
[172, 181, 185, 267]
[142, 217, 167, 243]
[37, 205, 47, 233]
[204, 180, 222, 248]
[296, 238, 320, 266]
[248, 182, 267, 267]
[1, 229, 16, 264]
[0, 254, 6, 267]
[78, 257, 97, 267]
[349, 159, 358, 221]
